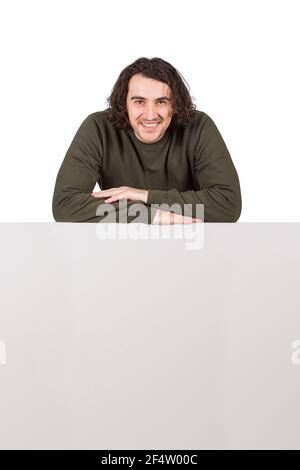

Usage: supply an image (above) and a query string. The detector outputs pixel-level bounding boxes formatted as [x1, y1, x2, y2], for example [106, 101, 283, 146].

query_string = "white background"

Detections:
[0, 0, 299, 222]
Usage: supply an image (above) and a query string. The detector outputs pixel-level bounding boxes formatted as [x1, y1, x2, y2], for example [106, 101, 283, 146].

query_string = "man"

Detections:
[52, 57, 241, 224]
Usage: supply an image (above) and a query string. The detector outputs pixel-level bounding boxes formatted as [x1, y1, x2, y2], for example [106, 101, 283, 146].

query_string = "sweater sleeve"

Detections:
[147, 113, 242, 222]
[52, 115, 155, 224]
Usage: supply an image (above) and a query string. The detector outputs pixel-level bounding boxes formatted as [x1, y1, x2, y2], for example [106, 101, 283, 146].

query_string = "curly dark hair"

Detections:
[106, 57, 197, 132]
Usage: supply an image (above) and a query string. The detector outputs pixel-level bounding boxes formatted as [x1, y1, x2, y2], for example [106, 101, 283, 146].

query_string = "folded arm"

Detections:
[52, 116, 154, 223]
[147, 114, 242, 222]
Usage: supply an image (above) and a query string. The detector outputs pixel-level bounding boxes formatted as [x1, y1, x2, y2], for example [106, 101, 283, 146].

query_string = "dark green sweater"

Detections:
[52, 109, 241, 223]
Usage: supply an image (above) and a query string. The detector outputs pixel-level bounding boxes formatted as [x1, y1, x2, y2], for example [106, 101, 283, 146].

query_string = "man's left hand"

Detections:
[91, 186, 149, 204]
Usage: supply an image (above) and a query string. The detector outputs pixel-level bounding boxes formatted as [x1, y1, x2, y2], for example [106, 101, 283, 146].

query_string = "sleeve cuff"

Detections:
[147, 189, 170, 205]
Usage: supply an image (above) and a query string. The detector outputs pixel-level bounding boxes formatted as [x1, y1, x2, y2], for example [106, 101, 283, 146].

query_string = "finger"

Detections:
[176, 213, 201, 222]
[101, 189, 128, 200]
[95, 188, 122, 197]
[180, 217, 195, 224]
[104, 197, 118, 203]
[97, 188, 121, 196]
[99, 187, 127, 195]
[104, 194, 129, 203]
[91, 193, 107, 198]
[173, 214, 194, 224]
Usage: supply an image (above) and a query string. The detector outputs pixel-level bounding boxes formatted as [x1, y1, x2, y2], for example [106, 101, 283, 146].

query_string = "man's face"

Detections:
[126, 73, 173, 143]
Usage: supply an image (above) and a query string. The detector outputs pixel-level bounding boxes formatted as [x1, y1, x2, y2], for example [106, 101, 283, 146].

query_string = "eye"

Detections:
[157, 100, 167, 105]
[134, 100, 144, 105]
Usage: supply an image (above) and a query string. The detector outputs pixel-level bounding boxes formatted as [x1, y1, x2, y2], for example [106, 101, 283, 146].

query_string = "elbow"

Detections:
[207, 188, 242, 223]
[52, 197, 60, 222]
[52, 209, 64, 223]
[222, 172, 242, 222]
[225, 190, 242, 223]
[52, 203, 66, 222]
[52, 194, 72, 222]
[52, 182, 66, 221]
[228, 206, 241, 223]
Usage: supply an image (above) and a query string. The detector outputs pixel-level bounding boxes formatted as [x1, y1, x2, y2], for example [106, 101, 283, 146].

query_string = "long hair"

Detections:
[106, 57, 197, 132]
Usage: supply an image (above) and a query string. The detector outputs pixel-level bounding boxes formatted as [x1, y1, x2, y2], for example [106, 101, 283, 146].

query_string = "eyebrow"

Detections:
[130, 96, 171, 101]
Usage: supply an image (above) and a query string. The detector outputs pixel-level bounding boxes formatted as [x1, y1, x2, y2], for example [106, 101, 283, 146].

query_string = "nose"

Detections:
[143, 103, 159, 121]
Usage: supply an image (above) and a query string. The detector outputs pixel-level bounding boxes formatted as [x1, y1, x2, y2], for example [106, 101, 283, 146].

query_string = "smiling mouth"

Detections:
[141, 122, 161, 129]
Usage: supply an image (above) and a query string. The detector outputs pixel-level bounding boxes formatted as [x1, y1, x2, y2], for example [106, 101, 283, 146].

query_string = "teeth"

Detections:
[142, 122, 159, 128]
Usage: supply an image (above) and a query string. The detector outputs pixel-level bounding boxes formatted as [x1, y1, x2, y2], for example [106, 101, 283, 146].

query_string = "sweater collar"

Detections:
[127, 127, 171, 150]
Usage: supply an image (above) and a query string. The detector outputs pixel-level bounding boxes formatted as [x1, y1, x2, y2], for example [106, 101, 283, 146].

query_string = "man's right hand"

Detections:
[152, 209, 202, 225]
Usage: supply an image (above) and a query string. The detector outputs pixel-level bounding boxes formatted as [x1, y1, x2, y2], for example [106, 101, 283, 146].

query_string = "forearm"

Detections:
[147, 185, 242, 222]
[52, 115, 156, 223]
[52, 191, 156, 223]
